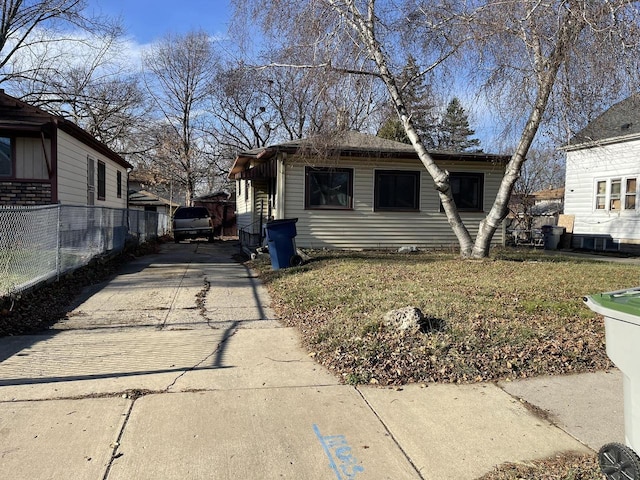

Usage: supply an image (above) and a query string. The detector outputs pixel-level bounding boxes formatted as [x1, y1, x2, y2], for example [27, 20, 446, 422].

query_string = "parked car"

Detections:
[172, 206, 214, 243]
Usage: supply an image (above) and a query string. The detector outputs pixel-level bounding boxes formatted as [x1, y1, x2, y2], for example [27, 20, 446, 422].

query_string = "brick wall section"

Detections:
[0, 181, 52, 205]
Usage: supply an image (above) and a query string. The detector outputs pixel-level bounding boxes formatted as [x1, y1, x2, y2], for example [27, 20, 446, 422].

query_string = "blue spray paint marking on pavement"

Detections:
[313, 424, 365, 480]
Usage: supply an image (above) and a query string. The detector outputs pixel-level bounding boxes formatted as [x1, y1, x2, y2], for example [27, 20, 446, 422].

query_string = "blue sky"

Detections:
[88, 0, 232, 45]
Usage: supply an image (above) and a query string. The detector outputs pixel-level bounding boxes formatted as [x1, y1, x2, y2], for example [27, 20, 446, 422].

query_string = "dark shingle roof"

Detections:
[567, 94, 640, 149]
[229, 131, 511, 178]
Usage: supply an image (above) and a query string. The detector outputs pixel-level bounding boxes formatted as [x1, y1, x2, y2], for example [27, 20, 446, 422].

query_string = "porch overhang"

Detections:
[229, 152, 277, 181]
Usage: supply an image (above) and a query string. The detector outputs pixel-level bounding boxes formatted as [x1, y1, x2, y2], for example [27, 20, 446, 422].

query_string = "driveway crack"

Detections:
[102, 397, 135, 480]
[165, 322, 239, 391]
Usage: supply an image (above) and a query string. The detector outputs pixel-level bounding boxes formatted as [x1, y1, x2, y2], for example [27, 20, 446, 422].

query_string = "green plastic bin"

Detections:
[585, 287, 640, 479]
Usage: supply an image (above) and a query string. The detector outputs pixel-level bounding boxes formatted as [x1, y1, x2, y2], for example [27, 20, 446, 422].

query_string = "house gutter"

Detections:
[561, 132, 640, 152]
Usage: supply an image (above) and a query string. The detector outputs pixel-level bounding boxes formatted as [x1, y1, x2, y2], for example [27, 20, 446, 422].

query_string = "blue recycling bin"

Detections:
[265, 218, 300, 270]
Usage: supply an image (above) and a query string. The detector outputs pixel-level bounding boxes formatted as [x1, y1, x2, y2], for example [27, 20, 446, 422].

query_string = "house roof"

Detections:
[566, 94, 640, 150]
[532, 187, 565, 201]
[128, 189, 177, 208]
[0, 90, 132, 169]
[230, 131, 510, 178]
[195, 190, 233, 201]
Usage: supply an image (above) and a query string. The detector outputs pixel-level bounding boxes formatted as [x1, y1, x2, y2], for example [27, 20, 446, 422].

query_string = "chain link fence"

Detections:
[0, 205, 168, 298]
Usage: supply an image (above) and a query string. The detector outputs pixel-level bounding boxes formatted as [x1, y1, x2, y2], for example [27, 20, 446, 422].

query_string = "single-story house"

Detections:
[0, 90, 131, 207]
[563, 94, 640, 253]
[229, 131, 510, 251]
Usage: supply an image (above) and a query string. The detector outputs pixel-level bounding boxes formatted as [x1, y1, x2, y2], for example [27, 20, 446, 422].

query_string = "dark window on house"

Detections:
[374, 170, 420, 211]
[97, 161, 106, 200]
[117, 171, 122, 198]
[0, 137, 12, 177]
[449, 172, 484, 211]
[305, 167, 353, 209]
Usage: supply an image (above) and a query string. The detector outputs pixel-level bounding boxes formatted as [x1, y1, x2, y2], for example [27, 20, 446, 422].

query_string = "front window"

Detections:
[97, 161, 106, 200]
[305, 167, 353, 209]
[450, 172, 484, 211]
[0, 137, 12, 177]
[374, 170, 420, 211]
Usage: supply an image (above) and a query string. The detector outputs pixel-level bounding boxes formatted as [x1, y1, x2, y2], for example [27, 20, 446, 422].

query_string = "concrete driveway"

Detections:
[0, 241, 617, 479]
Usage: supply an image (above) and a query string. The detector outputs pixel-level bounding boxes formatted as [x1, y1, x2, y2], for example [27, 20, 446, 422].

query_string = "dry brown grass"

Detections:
[478, 452, 603, 480]
[252, 249, 637, 386]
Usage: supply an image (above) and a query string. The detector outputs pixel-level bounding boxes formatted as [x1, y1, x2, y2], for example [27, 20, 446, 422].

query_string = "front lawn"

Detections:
[251, 249, 638, 386]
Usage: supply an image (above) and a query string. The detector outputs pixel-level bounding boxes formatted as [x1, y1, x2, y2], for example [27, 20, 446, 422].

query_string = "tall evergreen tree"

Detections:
[377, 55, 437, 146]
[436, 97, 481, 152]
[377, 117, 410, 143]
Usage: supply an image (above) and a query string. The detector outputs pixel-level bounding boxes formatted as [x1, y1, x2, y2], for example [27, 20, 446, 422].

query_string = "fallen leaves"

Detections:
[253, 249, 635, 386]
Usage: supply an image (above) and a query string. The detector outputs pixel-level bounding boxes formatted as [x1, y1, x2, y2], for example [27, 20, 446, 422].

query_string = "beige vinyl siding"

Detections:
[57, 130, 127, 207]
[282, 156, 505, 249]
[565, 140, 640, 243]
[235, 180, 252, 231]
[236, 179, 271, 235]
[254, 181, 270, 218]
[15, 137, 49, 179]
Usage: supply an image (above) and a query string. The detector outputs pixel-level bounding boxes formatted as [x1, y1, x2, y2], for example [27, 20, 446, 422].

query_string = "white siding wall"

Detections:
[565, 140, 640, 243]
[282, 156, 505, 249]
[15, 137, 49, 179]
[57, 130, 127, 208]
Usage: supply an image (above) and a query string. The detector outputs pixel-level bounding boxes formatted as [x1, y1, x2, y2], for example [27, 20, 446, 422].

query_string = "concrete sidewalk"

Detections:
[0, 241, 621, 479]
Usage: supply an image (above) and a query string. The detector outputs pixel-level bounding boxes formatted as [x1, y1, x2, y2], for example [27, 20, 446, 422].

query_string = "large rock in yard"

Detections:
[384, 306, 425, 331]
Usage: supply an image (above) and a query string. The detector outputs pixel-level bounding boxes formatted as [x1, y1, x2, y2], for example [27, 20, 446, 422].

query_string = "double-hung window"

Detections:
[305, 167, 353, 209]
[626, 179, 638, 210]
[595, 177, 638, 212]
[374, 170, 420, 211]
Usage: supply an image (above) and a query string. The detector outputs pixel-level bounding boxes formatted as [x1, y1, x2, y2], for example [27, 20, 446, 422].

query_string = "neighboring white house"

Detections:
[0, 90, 131, 207]
[563, 94, 640, 253]
[229, 131, 509, 251]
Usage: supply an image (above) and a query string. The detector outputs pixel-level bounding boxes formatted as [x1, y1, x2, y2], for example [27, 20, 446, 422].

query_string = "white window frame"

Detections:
[594, 177, 639, 212]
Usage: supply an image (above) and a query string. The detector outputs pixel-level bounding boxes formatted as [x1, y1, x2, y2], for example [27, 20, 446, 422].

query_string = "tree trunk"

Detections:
[344, 0, 475, 256]
[471, 8, 588, 258]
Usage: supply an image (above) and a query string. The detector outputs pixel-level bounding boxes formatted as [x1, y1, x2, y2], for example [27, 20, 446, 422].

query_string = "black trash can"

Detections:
[542, 225, 564, 250]
[264, 218, 301, 270]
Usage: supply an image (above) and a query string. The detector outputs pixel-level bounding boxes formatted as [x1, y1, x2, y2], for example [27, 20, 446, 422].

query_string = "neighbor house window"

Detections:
[305, 167, 353, 209]
[595, 180, 607, 210]
[626, 178, 638, 210]
[97, 161, 106, 200]
[610, 179, 622, 210]
[595, 177, 638, 211]
[449, 172, 484, 211]
[0, 137, 12, 177]
[117, 171, 122, 198]
[374, 170, 420, 211]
